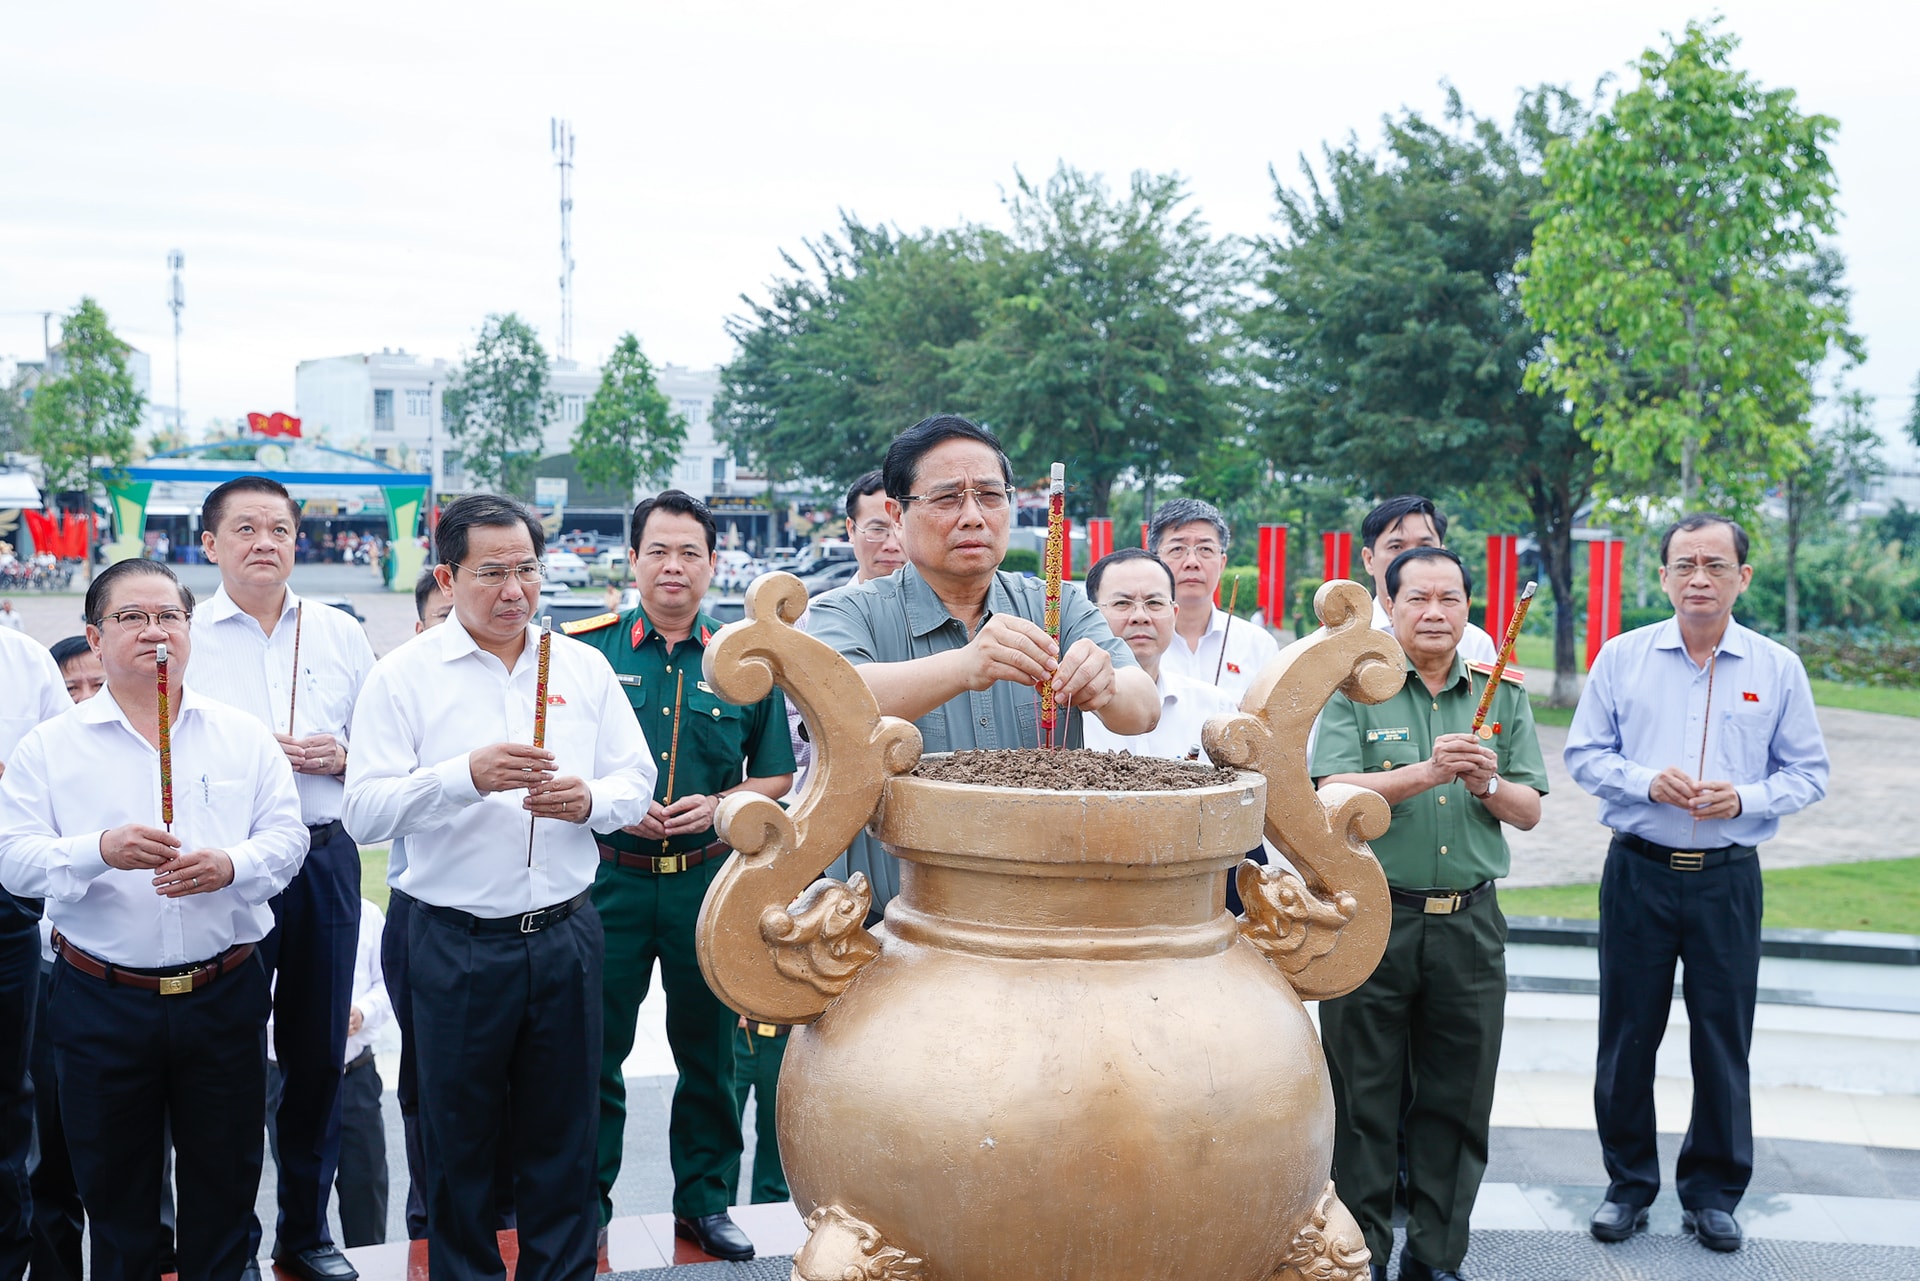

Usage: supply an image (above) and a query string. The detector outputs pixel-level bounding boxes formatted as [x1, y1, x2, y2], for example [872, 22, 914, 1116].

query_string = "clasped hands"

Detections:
[953, 615, 1119, 711]
[1649, 767, 1743, 820]
[99, 825, 235, 897]
[1427, 733, 1499, 795]
[276, 732, 346, 777]
[469, 743, 592, 823]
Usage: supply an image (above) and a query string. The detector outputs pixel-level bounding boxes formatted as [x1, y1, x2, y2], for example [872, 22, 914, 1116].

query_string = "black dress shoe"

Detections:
[674, 1212, 755, 1261]
[1397, 1254, 1464, 1280]
[1682, 1207, 1743, 1252]
[1589, 1199, 1650, 1242]
[273, 1245, 360, 1281]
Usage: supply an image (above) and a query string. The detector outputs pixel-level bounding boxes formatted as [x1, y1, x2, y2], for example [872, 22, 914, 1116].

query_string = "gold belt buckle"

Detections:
[1669, 851, 1705, 871]
[651, 854, 683, 874]
[158, 973, 194, 996]
[755, 1022, 778, 1037]
[1423, 895, 1458, 915]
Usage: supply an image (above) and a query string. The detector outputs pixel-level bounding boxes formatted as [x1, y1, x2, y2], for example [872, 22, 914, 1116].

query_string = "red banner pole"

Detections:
[1605, 539, 1624, 648]
[1586, 540, 1605, 669]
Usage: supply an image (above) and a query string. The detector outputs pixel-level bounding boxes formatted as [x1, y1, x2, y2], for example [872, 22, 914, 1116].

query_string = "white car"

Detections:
[542, 550, 590, 587]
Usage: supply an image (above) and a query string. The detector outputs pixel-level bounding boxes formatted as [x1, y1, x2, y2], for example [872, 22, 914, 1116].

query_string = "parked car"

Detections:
[801, 560, 860, 596]
[543, 550, 590, 587]
[534, 590, 621, 629]
[702, 594, 748, 625]
[307, 595, 367, 623]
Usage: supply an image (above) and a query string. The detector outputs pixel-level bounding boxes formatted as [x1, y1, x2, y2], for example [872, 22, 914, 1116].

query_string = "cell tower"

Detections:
[551, 118, 575, 361]
[167, 249, 185, 433]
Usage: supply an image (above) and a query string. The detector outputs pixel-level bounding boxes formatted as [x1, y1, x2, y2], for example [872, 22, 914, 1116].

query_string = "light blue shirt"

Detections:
[1565, 617, 1828, 849]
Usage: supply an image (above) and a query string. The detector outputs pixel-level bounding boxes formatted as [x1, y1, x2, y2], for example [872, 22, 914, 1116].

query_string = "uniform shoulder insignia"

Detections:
[1467, 661, 1526, 686]
[561, 612, 620, 636]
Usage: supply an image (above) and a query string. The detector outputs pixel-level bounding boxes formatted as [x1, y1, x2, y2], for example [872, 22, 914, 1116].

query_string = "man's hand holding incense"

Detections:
[523, 775, 591, 822]
[101, 823, 180, 871]
[955, 615, 1057, 692]
[1053, 637, 1118, 712]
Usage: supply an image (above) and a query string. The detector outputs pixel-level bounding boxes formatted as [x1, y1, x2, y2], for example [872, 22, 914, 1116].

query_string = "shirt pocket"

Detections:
[1360, 730, 1421, 776]
[185, 780, 258, 853]
[1717, 707, 1774, 781]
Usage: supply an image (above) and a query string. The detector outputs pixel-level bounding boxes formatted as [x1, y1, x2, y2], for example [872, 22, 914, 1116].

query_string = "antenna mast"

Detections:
[167, 250, 185, 435]
[550, 119, 575, 361]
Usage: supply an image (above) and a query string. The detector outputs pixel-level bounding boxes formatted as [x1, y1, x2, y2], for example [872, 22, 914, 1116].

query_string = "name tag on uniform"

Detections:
[616, 674, 643, 687]
[1365, 728, 1411, 744]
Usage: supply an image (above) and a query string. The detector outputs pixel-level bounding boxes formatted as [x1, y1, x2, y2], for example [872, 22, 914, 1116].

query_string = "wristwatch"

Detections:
[1475, 775, 1500, 800]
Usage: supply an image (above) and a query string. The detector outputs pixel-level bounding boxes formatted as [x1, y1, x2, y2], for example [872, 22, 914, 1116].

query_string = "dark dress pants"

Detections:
[381, 892, 512, 1243]
[1594, 839, 1762, 1213]
[0, 896, 39, 1281]
[1320, 893, 1507, 1273]
[250, 824, 359, 1261]
[48, 952, 270, 1281]
[28, 962, 83, 1281]
[411, 903, 601, 1281]
[267, 1053, 388, 1250]
[729, 1023, 788, 1205]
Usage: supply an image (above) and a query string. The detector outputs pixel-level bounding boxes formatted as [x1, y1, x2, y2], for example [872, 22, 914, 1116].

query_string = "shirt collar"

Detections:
[199, 583, 303, 628]
[79, 683, 220, 729]
[1401, 649, 1473, 693]
[435, 613, 550, 673]
[1649, 615, 1751, 659]
[626, 606, 713, 650]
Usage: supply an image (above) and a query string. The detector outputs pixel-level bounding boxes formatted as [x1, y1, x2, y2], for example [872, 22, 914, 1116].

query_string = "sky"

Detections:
[3, 0, 1916, 465]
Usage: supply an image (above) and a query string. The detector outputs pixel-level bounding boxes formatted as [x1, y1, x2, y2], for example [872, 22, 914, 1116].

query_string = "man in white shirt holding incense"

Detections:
[1148, 498, 1280, 700]
[1082, 548, 1237, 765]
[190, 475, 375, 1281]
[343, 494, 655, 1281]
[0, 558, 309, 1281]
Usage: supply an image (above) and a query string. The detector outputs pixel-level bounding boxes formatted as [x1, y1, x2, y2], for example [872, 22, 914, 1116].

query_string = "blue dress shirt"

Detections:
[1564, 617, 1829, 849]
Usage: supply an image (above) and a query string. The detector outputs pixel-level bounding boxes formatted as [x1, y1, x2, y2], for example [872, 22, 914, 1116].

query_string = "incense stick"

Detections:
[287, 601, 304, 736]
[1690, 646, 1719, 842]
[1040, 463, 1065, 748]
[1471, 580, 1537, 738]
[1213, 575, 1240, 685]
[526, 615, 552, 866]
[156, 641, 174, 833]
[661, 669, 686, 855]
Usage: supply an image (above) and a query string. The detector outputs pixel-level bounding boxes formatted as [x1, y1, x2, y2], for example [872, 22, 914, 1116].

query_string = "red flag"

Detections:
[247, 412, 303, 438]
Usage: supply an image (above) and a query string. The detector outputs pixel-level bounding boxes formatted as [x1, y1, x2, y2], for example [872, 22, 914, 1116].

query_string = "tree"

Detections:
[1781, 386, 1885, 648]
[1247, 88, 1597, 703]
[956, 164, 1236, 514]
[717, 217, 995, 493]
[573, 334, 688, 541]
[1906, 371, 1920, 451]
[27, 297, 144, 503]
[1521, 20, 1858, 509]
[443, 313, 554, 494]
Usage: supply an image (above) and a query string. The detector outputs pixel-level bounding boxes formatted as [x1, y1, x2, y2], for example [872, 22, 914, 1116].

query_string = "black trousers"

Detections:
[0, 896, 39, 1281]
[28, 962, 82, 1281]
[382, 892, 513, 1243]
[250, 823, 359, 1260]
[266, 1052, 388, 1251]
[411, 902, 601, 1281]
[49, 952, 270, 1281]
[1594, 837, 1762, 1213]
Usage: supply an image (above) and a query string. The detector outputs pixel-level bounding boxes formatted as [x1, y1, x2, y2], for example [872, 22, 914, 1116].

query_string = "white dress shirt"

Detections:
[342, 615, 656, 917]
[1084, 666, 1239, 764]
[269, 897, 390, 1065]
[0, 686, 309, 967]
[191, 587, 375, 825]
[1162, 607, 1282, 701]
[1371, 595, 1499, 665]
[1, 627, 71, 762]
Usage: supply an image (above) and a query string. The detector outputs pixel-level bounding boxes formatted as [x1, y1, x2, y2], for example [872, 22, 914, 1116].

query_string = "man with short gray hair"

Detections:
[1147, 498, 1278, 700]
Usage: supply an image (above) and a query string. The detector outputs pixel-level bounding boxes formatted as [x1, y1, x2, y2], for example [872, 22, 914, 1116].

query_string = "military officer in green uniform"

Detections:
[1309, 546, 1548, 1281]
[564, 491, 795, 1264]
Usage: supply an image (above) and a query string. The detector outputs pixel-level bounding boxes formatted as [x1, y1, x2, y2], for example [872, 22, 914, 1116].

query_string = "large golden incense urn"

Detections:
[699, 575, 1404, 1281]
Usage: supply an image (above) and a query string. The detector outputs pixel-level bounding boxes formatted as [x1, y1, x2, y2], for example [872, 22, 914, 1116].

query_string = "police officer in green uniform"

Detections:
[1309, 547, 1548, 1281]
[564, 491, 795, 1264]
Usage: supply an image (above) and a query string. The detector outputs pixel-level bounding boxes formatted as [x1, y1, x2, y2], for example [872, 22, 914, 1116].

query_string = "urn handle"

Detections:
[698, 572, 921, 1024]
[1202, 580, 1404, 1000]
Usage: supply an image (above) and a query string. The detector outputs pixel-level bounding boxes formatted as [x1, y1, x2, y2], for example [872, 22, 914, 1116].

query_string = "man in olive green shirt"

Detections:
[567, 492, 794, 1263]
[1309, 547, 1547, 1281]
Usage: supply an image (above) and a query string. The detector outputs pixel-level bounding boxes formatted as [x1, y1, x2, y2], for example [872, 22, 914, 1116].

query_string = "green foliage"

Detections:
[27, 298, 144, 497]
[1000, 548, 1040, 575]
[1501, 858, 1920, 935]
[0, 373, 27, 455]
[1247, 86, 1594, 699]
[444, 313, 553, 494]
[1790, 628, 1920, 688]
[574, 334, 686, 524]
[1877, 501, 1920, 558]
[1906, 372, 1920, 451]
[1521, 19, 1859, 509]
[1744, 535, 1920, 633]
[717, 218, 994, 493]
[956, 164, 1237, 514]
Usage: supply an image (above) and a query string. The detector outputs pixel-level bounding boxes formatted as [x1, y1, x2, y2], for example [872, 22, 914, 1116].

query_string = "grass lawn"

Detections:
[1501, 856, 1920, 935]
[360, 847, 389, 911]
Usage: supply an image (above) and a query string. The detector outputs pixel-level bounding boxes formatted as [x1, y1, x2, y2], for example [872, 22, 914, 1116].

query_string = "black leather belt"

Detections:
[597, 839, 728, 875]
[1388, 881, 1496, 916]
[308, 819, 344, 846]
[52, 929, 255, 995]
[413, 888, 591, 935]
[1614, 831, 1756, 872]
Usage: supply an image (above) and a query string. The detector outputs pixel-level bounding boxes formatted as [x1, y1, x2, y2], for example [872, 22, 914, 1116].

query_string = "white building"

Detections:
[293, 349, 752, 507]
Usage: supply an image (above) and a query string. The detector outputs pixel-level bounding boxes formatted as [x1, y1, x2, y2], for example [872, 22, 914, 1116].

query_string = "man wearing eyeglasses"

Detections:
[842, 470, 906, 583]
[1082, 548, 1236, 764]
[344, 495, 656, 1281]
[1567, 514, 1828, 1256]
[1147, 498, 1280, 699]
[0, 620, 72, 1281]
[0, 558, 308, 1281]
[808, 414, 1158, 764]
[188, 476, 375, 1281]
